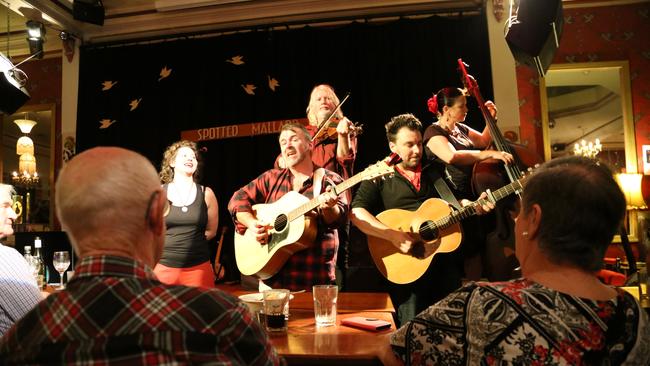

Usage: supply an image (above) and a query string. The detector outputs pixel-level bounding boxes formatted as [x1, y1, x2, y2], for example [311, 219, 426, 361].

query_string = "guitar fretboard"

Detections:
[286, 165, 388, 222]
[424, 177, 525, 232]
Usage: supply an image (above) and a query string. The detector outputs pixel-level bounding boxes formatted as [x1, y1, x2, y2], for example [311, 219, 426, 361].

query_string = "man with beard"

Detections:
[351, 114, 493, 326]
[229, 123, 348, 290]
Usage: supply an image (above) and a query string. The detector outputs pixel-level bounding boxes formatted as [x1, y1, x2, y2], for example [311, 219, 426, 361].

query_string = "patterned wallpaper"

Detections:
[516, 2, 650, 172]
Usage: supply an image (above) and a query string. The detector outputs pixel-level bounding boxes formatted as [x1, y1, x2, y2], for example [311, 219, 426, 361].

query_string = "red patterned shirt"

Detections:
[391, 278, 650, 365]
[228, 168, 348, 290]
[0, 255, 282, 365]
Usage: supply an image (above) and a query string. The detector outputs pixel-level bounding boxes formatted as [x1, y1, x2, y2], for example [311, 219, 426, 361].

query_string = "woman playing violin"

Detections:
[277, 84, 357, 180]
[423, 87, 514, 280]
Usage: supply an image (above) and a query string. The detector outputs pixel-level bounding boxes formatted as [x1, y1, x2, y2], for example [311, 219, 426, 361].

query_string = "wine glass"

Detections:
[53, 251, 71, 289]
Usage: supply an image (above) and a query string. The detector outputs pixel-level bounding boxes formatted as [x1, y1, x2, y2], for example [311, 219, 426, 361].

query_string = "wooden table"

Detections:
[217, 284, 396, 365]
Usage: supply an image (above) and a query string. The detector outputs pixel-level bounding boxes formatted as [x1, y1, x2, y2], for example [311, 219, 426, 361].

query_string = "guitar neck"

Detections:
[429, 178, 524, 230]
[286, 170, 368, 222]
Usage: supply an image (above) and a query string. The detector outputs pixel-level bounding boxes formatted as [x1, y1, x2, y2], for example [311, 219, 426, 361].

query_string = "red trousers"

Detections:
[153, 261, 214, 288]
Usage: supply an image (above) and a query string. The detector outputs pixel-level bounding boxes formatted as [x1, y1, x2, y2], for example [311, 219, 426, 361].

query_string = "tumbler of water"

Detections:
[313, 285, 337, 327]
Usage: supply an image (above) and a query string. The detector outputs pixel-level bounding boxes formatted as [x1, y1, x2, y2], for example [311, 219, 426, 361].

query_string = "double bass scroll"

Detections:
[457, 59, 541, 194]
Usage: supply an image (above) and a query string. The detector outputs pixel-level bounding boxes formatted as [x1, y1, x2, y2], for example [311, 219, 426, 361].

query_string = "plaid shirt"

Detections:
[228, 168, 348, 290]
[0, 255, 281, 366]
[0, 244, 42, 337]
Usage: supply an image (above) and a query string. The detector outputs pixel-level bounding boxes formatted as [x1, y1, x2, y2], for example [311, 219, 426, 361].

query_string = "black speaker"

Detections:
[73, 0, 105, 26]
[0, 71, 30, 115]
[505, 0, 563, 76]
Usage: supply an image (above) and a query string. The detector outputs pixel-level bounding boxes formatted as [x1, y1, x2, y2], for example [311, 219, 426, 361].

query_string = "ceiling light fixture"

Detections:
[25, 20, 45, 59]
[14, 117, 37, 134]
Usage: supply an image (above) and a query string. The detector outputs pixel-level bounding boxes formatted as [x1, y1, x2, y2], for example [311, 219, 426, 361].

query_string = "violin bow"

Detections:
[312, 92, 351, 142]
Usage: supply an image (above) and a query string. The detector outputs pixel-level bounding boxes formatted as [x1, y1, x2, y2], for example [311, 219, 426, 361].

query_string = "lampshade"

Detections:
[26, 20, 45, 39]
[18, 153, 37, 176]
[616, 173, 646, 209]
[16, 136, 34, 155]
[14, 119, 37, 134]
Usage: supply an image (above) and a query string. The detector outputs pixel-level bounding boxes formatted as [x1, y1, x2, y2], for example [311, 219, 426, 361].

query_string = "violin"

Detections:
[311, 92, 363, 143]
[312, 117, 364, 142]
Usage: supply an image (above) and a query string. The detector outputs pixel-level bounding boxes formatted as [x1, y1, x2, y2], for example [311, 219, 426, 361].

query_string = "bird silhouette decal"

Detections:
[226, 56, 245, 65]
[267, 75, 279, 92]
[158, 66, 172, 81]
[101, 81, 118, 91]
[99, 119, 117, 129]
[129, 98, 142, 111]
[241, 84, 257, 95]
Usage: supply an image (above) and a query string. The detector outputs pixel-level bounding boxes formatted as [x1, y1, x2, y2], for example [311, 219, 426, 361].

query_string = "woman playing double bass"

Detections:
[423, 87, 513, 280]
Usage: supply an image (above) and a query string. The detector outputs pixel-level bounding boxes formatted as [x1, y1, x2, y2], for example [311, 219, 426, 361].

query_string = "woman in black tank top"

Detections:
[423, 87, 514, 281]
[153, 140, 219, 288]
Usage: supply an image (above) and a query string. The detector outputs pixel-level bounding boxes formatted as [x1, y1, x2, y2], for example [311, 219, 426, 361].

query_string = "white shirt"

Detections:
[0, 243, 42, 336]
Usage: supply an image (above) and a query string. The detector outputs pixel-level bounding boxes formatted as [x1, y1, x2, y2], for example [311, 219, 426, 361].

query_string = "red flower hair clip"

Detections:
[427, 95, 438, 115]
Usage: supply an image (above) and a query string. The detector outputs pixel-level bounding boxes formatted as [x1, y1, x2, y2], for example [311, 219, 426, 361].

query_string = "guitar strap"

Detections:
[432, 172, 462, 211]
[312, 168, 326, 196]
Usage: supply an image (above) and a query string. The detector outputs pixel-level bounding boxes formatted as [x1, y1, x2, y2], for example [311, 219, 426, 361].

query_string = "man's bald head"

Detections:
[55, 147, 165, 265]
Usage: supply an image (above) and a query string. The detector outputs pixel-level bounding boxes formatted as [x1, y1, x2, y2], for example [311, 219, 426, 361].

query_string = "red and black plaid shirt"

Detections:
[0, 255, 282, 366]
[228, 168, 348, 291]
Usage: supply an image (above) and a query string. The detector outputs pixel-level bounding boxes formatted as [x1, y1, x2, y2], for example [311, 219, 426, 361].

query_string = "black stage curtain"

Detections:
[76, 13, 492, 279]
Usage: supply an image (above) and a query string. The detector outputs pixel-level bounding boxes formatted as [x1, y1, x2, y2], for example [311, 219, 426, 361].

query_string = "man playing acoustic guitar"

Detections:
[228, 122, 348, 291]
[351, 113, 494, 326]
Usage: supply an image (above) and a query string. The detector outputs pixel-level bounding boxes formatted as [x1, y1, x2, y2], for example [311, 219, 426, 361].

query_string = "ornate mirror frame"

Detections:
[2, 103, 56, 229]
[539, 60, 638, 241]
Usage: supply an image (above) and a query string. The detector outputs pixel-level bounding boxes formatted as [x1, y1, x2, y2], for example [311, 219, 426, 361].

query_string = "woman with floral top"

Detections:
[387, 155, 650, 366]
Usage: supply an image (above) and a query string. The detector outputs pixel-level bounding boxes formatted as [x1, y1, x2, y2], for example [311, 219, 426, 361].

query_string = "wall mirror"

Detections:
[540, 60, 638, 241]
[1, 103, 55, 230]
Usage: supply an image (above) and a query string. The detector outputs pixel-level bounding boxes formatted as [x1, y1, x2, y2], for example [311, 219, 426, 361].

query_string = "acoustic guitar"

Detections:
[367, 173, 530, 284]
[235, 154, 400, 279]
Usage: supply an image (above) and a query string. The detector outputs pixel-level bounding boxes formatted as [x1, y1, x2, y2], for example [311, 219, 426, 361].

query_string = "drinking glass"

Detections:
[53, 251, 71, 289]
[263, 289, 290, 332]
[313, 285, 337, 327]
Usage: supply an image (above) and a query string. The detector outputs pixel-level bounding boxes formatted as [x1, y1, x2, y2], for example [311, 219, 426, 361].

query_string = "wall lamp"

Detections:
[26, 20, 45, 59]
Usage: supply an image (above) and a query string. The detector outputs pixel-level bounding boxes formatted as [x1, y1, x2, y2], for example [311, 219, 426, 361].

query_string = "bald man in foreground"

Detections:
[0, 147, 281, 365]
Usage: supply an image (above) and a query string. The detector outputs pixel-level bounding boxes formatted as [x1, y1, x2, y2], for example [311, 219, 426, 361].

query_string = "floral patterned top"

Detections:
[391, 278, 650, 365]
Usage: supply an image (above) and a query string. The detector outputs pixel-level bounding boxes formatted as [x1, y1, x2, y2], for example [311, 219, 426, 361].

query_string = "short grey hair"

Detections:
[0, 184, 15, 203]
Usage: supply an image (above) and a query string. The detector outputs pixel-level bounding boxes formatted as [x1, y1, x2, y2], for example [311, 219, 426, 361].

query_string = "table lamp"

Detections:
[615, 173, 647, 276]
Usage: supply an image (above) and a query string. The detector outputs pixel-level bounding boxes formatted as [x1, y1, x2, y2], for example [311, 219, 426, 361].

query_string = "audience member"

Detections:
[0, 147, 281, 365]
[0, 184, 41, 337]
[390, 156, 650, 365]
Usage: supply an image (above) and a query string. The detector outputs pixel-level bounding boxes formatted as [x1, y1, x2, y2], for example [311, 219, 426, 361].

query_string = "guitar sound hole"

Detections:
[274, 214, 288, 232]
[419, 221, 439, 242]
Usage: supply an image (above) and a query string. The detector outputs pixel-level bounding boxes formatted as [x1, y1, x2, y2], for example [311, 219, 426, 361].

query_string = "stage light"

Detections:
[26, 20, 45, 59]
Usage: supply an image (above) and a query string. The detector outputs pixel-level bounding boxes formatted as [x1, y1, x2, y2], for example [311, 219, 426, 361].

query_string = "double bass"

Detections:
[457, 59, 542, 280]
